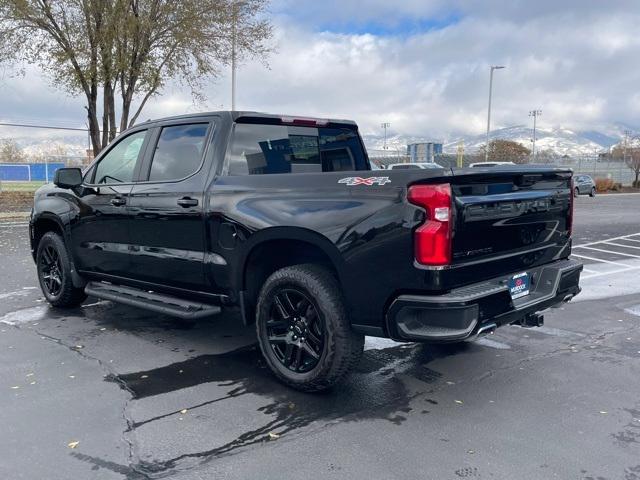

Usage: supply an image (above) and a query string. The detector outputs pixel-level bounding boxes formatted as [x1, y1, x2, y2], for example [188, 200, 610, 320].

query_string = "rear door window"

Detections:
[227, 123, 367, 175]
[147, 124, 209, 182]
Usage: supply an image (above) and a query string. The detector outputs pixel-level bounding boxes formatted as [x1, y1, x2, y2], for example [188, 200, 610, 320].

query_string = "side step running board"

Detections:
[85, 281, 221, 319]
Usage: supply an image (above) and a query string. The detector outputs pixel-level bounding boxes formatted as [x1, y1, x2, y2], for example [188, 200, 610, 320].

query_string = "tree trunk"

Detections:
[101, 82, 112, 148]
[87, 81, 102, 155]
[108, 88, 117, 141]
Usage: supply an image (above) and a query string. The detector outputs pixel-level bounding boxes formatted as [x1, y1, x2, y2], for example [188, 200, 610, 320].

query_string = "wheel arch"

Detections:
[31, 214, 66, 260]
[31, 213, 85, 288]
[236, 227, 347, 325]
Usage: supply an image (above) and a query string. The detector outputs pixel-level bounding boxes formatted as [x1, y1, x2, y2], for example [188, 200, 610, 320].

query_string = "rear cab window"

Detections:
[227, 123, 368, 175]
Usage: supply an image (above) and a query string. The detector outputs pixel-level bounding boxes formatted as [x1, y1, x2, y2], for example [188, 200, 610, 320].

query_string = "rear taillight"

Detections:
[567, 176, 574, 236]
[407, 183, 452, 266]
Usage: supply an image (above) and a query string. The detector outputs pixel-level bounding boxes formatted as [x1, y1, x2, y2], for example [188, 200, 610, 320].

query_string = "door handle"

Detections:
[110, 197, 126, 206]
[177, 197, 198, 207]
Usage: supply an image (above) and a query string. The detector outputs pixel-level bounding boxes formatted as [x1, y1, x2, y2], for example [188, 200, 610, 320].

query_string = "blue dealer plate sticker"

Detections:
[508, 272, 530, 299]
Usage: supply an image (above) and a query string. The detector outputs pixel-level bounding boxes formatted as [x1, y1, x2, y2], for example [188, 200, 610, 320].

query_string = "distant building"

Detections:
[407, 142, 443, 162]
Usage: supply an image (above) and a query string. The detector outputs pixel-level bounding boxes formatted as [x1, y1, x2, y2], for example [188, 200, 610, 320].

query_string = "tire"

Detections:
[574, 187, 580, 197]
[589, 187, 596, 197]
[36, 231, 87, 308]
[255, 264, 364, 392]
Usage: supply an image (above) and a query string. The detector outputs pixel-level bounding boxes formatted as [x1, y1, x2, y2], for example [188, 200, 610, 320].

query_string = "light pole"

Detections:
[485, 65, 505, 161]
[381, 122, 391, 150]
[231, 1, 237, 110]
[529, 109, 542, 160]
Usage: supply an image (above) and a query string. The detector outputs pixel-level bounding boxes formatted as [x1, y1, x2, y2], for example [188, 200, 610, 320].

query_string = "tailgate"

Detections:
[450, 168, 572, 269]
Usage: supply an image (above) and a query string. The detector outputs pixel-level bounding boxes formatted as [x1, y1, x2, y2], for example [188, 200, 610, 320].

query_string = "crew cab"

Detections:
[30, 111, 582, 391]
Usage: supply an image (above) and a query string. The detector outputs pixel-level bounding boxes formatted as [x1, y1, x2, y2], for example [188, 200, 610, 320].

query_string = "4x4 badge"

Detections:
[338, 176, 391, 186]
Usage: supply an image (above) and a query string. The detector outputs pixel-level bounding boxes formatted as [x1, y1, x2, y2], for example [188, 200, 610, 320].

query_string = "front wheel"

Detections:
[256, 264, 364, 392]
[574, 187, 580, 197]
[590, 187, 596, 197]
[36, 232, 87, 308]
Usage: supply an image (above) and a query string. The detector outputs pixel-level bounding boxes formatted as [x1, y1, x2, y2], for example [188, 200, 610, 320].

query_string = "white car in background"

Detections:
[386, 162, 443, 170]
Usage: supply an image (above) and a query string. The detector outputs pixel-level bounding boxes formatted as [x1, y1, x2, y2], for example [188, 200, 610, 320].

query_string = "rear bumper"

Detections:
[386, 258, 582, 342]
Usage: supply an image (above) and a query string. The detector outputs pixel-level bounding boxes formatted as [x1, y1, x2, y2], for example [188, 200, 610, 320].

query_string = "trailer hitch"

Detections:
[519, 313, 544, 328]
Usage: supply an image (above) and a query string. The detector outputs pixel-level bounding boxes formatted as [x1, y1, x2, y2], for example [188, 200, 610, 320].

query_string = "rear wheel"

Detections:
[589, 187, 596, 197]
[36, 232, 87, 308]
[574, 187, 580, 197]
[256, 264, 364, 392]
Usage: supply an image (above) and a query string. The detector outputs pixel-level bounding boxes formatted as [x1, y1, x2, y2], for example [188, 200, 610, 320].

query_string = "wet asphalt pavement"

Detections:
[1, 194, 640, 480]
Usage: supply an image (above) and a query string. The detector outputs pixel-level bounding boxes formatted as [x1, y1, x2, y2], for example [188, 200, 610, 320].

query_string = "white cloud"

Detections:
[2, 1, 640, 141]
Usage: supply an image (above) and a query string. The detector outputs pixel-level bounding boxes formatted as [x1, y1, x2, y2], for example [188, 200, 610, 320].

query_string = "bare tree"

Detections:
[0, 0, 273, 154]
[0, 139, 27, 163]
[479, 139, 531, 164]
[612, 141, 640, 187]
[625, 149, 640, 187]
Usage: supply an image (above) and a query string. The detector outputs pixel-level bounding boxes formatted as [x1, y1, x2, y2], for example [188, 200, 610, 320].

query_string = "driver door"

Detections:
[71, 129, 150, 279]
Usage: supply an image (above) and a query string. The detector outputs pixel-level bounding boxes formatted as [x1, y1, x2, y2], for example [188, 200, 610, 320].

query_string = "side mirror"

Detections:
[54, 168, 83, 189]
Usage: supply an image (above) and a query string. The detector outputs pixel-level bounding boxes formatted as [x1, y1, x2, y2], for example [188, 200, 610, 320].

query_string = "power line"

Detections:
[0, 122, 88, 132]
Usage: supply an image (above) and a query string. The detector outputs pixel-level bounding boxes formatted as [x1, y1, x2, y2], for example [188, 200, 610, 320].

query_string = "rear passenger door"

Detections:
[127, 119, 215, 291]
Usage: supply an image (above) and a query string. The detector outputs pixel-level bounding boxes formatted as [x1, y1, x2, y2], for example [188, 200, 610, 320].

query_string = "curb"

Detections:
[0, 211, 31, 220]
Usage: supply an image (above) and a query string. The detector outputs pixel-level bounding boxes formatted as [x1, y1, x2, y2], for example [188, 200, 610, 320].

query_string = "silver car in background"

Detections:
[573, 174, 596, 197]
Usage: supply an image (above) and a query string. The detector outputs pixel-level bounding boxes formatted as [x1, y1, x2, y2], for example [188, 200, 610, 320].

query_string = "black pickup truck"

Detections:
[30, 111, 582, 391]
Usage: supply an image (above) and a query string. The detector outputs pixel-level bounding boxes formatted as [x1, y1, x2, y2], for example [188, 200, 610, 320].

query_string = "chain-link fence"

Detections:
[367, 148, 411, 166]
[373, 150, 638, 186]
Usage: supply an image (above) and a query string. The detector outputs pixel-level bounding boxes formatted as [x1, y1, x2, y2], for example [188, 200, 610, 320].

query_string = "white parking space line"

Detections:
[573, 233, 640, 248]
[577, 245, 640, 259]
[582, 245, 640, 258]
[582, 268, 598, 274]
[581, 268, 635, 280]
[571, 253, 630, 267]
[620, 238, 640, 244]
[604, 241, 640, 250]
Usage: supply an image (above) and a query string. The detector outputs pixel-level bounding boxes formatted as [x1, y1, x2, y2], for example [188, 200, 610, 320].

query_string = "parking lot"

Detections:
[1, 193, 640, 480]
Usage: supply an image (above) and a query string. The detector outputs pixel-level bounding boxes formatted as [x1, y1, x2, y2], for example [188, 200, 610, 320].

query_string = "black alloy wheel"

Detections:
[266, 288, 325, 373]
[36, 231, 87, 307]
[255, 264, 364, 392]
[39, 244, 64, 297]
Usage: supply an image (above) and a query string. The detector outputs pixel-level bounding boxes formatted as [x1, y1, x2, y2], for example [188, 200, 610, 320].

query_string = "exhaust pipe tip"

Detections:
[466, 322, 497, 342]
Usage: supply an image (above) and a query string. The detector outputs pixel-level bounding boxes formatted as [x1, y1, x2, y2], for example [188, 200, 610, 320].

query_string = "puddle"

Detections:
[105, 343, 457, 475]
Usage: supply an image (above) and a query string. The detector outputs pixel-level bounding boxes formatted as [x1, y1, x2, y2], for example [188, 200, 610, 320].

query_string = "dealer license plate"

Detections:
[508, 272, 530, 299]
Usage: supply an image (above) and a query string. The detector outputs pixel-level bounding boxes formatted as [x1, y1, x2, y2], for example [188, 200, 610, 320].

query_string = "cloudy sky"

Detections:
[1, 0, 640, 140]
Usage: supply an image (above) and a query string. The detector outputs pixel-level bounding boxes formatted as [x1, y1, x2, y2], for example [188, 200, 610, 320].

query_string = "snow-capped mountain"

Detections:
[443, 125, 607, 156]
[6, 134, 88, 159]
[363, 124, 639, 157]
